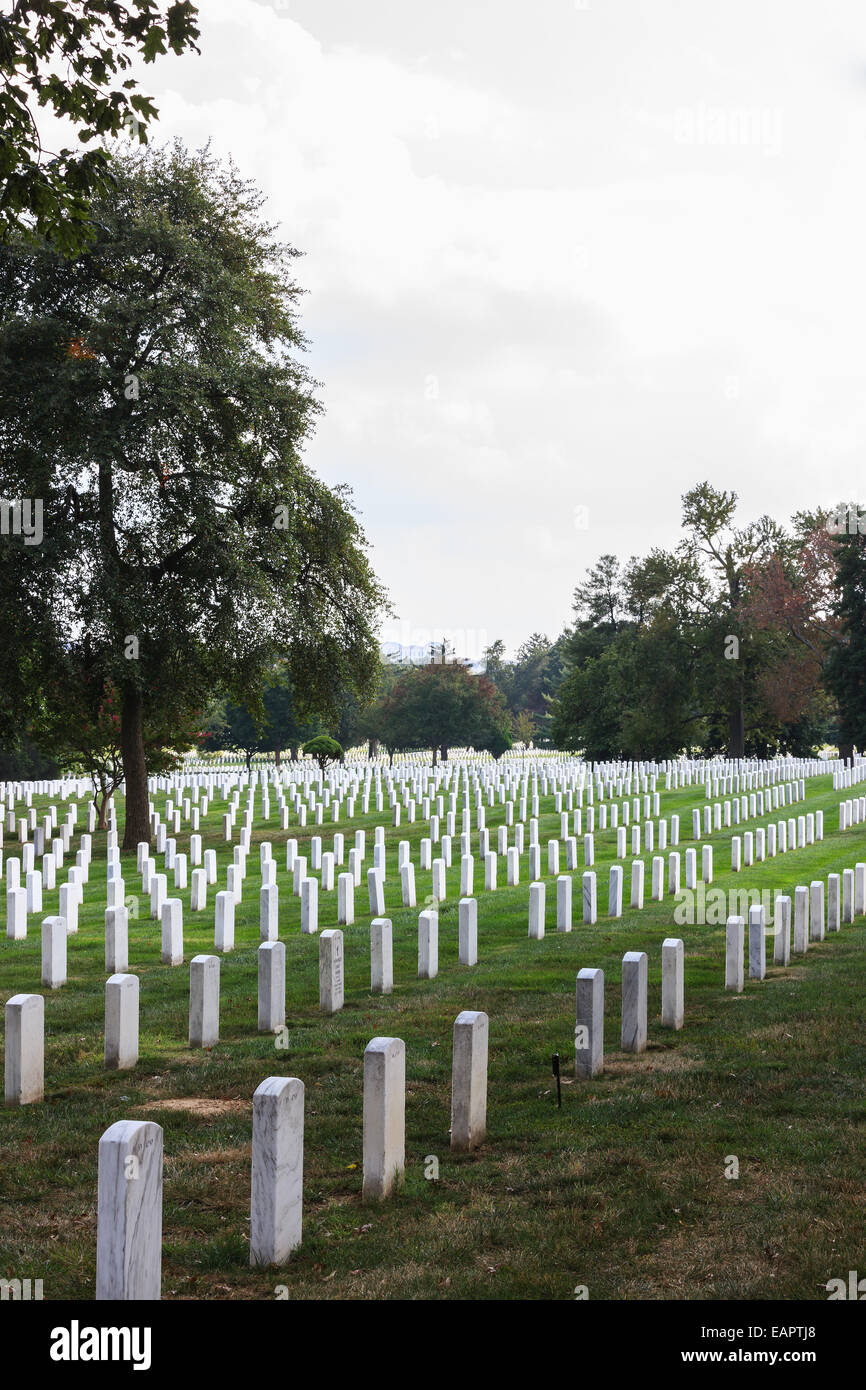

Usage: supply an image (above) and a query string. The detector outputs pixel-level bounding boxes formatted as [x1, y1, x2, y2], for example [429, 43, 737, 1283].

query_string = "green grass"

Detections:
[1, 771, 865, 1300]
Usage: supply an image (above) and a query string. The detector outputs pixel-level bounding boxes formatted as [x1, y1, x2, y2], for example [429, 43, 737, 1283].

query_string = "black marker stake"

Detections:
[552, 1053, 562, 1108]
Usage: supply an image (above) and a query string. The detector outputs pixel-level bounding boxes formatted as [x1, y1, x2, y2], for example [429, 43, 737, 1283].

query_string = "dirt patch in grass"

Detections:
[602, 1049, 705, 1077]
[140, 1098, 248, 1117]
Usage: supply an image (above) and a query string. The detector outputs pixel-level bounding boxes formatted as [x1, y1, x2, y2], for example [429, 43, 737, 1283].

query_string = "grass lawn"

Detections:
[1, 770, 864, 1300]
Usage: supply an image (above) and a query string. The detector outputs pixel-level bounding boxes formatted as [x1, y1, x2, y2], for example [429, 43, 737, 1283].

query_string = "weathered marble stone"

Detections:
[371, 918, 393, 995]
[41, 915, 66, 988]
[685, 847, 697, 889]
[319, 929, 344, 1013]
[6, 886, 27, 940]
[26, 869, 42, 914]
[793, 886, 809, 954]
[214, 890, 234, 953]
[105, 974, 139, 1069]
[842, 868, 855, 924]
[5, 993, 43, 1103]
[292, 856, 307, 898]
[367, 866, 385, 916]
[701, 845, 713, 883]
[773, 895, 791, 966]
[809, 880, 825, 942]
[529, 881, 545, 939]
[484, 851, 497, 891]
[250, 1077, 304, 1265]
[556, 875, 572, 932]
[458, 897, 478, 965]
[257, 882, 278, 942]
[258, 941, 286, 1033]
[855, 862, 866, 915]
[725, 916, 744, 992]
[608, 864, 623, 918]
[450, 1011, 488, 1152]
[102, 906, 127, 973]
[661, 937, 684, 1029]
[363, 1037, 405, 1201]
[41, 854, 56, 892]
[621, 952, 648, 1053]
[575, 967, 603, 1078]
[651, 855, 664, 902]
[187, 867, 206, 913]
[96, 1119, 163, 1300]
[748, 904, 766, 980]
[149, 872, 167, 921]
[337, 872, 355, 925]
[301, 876, 318, 935]
[173, 853, 187, 891]
[401, 862, 417, 908]
[827, 873, 841, 932]
[506, 847, 519, 886]
[582, 870, 597, 924]
[189, 954, 220, 1048]
[160, 898, 183, 965]
[418, 907, 438, 978]
[668, 851, 681, 895]
[630, 859, 644, 910]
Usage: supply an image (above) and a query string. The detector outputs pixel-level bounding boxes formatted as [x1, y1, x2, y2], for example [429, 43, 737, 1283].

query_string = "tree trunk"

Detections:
[839, 740, 854, 765]
[440, 744, 449, 763]
[369, 737, 380, 758]
[95, 791, 109, 831]
[274, 746, 282, 768]
[120, 685, 151, 850]
[290, 746, 299, 763]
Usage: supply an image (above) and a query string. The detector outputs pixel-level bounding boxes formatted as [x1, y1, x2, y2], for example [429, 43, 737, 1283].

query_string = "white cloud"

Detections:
[34, 0, 866, 654]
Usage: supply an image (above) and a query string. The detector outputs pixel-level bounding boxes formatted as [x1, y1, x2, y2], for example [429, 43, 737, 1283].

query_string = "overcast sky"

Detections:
[67, 2, 866, 655]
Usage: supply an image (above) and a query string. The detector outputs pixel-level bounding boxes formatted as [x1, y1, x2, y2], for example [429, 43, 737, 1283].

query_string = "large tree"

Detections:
[0, 141, 388, 848]
[825, 522, 866, 763]
[203, 666, 320, 768]
[373, 658, 511, 764]
[679, 482, 786, 757]
[0, 1, 200, 256]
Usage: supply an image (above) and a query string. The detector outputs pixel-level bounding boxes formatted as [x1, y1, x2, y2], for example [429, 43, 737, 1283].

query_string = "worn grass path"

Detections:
[1, 771, 864, 1299]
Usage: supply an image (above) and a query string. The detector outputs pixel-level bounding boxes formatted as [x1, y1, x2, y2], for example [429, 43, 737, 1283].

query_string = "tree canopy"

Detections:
[0, 1, 201, 257]
[0, 140, 388, 845]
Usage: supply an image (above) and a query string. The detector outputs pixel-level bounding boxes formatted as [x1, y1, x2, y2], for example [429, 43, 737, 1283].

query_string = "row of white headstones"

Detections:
[4, 759, 866, 1068]
[7, 827, 866, 1302]
[3, 760, 866, 1298]
[85, 1012, 487, 1299]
